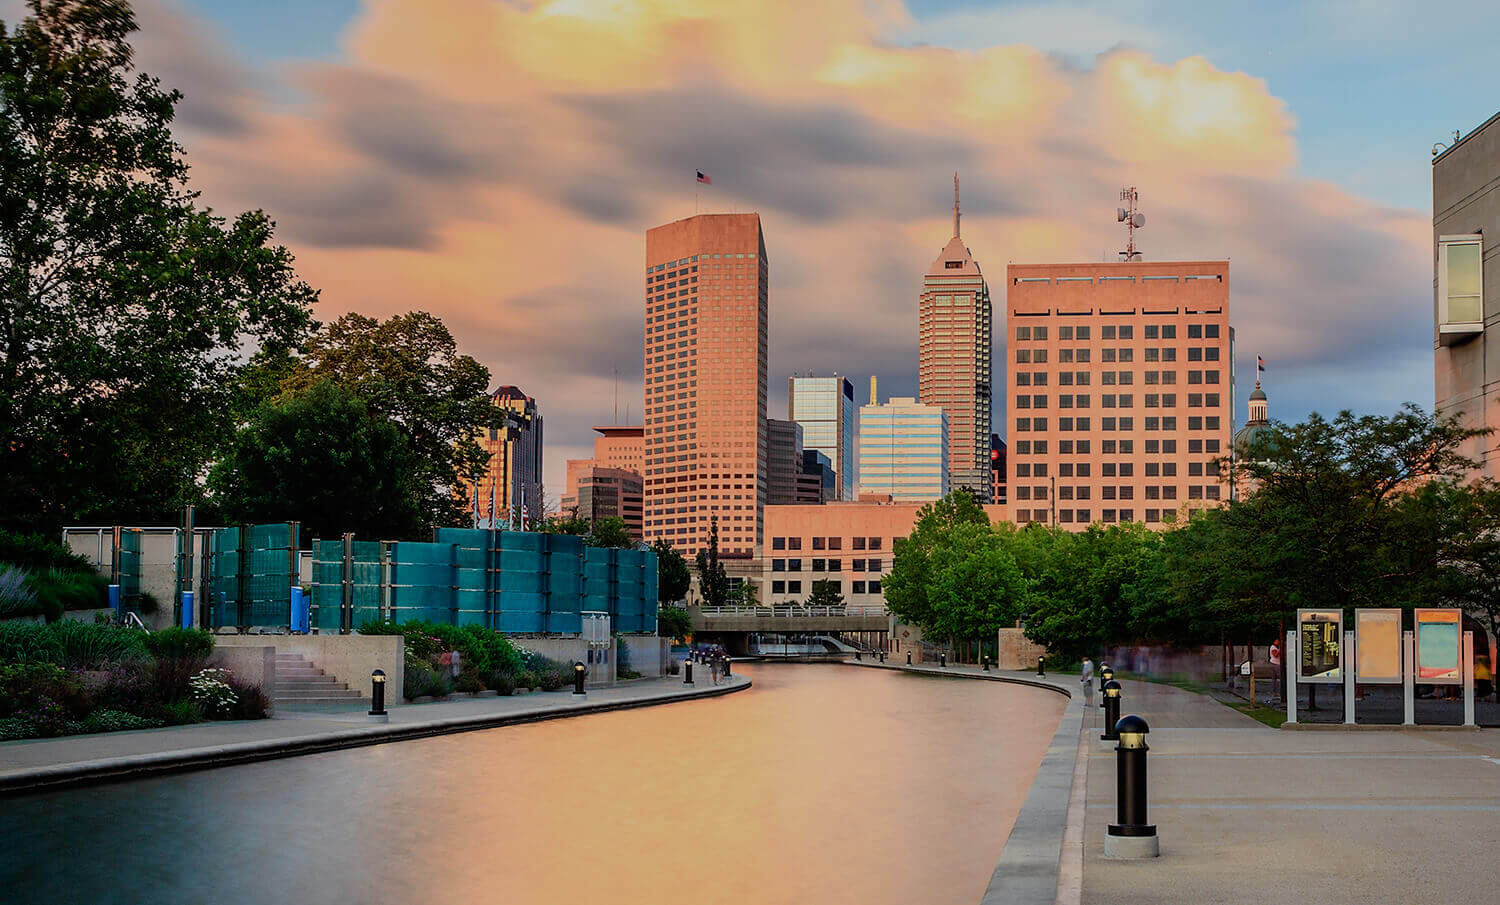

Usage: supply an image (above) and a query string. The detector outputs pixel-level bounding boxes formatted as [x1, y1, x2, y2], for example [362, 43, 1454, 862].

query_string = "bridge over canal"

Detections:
[686, 605, 892, 655]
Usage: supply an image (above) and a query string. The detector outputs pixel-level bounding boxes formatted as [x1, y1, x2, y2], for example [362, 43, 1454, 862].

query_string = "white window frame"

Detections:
[1438, 233, 1484, 346]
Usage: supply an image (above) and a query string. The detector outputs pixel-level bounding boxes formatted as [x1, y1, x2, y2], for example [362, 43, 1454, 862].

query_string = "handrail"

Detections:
[124, 612, 148, 631]
[697, 605, 887, 618]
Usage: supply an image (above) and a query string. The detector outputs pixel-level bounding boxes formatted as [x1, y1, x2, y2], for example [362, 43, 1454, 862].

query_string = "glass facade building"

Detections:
[857, 396, 948, 501]
[788, 374, 855, 500]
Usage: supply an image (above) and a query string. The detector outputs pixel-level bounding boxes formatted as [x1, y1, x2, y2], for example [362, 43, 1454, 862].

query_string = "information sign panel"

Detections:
[1298, 609, 1343, 683]
[1415, 608, 1462, 684]
[1355, 608, 1403, 684]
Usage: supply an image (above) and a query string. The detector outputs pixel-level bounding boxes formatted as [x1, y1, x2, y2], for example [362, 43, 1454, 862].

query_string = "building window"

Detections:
[772, 580, 786, 594]
[788, 538, 802, 550]
[812, 558, 825, 571]
[812, 536, 826, 550]
[828, 559, 841, 571]
[852, 559, 866, 572]
[788, 559, 802, 572]
[1435, 237, 1481, 342]
[772, 537, 786, 550]
[868, 537, 882, 550]
[788, 581, 802, 594]
[869, 580, 882, 595]
[852, 581, 866, 594]
[828, 537, 842, 551]
[772, 558, 785, 571]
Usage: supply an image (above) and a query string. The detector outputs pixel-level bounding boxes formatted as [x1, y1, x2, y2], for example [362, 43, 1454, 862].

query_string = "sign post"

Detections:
[1285, 629, 1298, 726]
[1343, 630, 1356, 726]
[1403, 630, 1416, 727]
[1464, 630, 1476, 728]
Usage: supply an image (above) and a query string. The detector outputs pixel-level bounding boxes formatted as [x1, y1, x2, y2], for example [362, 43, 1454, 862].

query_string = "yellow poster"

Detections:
[1355, 609, 1402, 684]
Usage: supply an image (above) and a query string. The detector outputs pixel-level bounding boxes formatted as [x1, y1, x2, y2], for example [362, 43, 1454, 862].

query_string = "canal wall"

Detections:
[843, 662, 1084, 905]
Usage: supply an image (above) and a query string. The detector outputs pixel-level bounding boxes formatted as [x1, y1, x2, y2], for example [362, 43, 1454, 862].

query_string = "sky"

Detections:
[7, 0, 1496, 499]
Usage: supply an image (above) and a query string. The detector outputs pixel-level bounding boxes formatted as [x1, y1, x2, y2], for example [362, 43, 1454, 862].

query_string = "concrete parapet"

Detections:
[207, 645, 277, 708]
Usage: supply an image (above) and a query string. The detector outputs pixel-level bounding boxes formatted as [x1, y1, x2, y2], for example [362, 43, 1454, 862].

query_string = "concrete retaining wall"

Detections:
[521, 638, 614, 686]
[620, 636, 669, 678]
[207, 645, 277, 708]
[215, 634, 402, 704]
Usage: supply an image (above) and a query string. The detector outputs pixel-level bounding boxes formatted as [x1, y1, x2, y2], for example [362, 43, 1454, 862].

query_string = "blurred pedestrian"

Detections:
[1081, 656, 1095, 706]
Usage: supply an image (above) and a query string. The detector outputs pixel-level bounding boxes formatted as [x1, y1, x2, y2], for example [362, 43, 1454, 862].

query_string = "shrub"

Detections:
[455, 668, 485, 694]
[0, 621, 148, 668]
[0, 663, 90, 719]
[189, 668, 239, 718]
[136, 592, 160, 615]
[403, 666, 451, 700]
[356, 619, 403, 635]
[423, 670, 452, 698]
[29, 568, 108, 615]
[76, 709, 164, 734]
[0, 566, 38, 619]
[17, 696, 69, 737]
[536, 667, 565, 692]
[164, 700, 204, 725]
[515, 669, 538, 690]
[142, 628, 214, 661]
[486, 671, 516, 696]
[0, 530, 95, 575]
[229, 684, 271, 720]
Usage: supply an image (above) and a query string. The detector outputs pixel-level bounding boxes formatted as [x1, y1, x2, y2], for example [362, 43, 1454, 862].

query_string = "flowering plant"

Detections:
[189, 667, 238, 718]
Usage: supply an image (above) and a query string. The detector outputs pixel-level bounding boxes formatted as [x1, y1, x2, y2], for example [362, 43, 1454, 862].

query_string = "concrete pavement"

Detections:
[0, 673, 748, 794]
[1080, 676, 1500, 905]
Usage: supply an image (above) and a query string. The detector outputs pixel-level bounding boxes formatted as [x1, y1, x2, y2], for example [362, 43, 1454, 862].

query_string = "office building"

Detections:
[858, 381, 948, 501]
[1433, 112, 1500, 479]
[766, 418, 804, 505]
[643, 214, 768, 557]
[918, 175, 993, 501]
[788, 374, 856, 500]
[799, 450, 836, 503]
[475, 386, 543, 523]
[1006, 261, 1233, 528]
[990, 434, 1007, 505]
[562, 425, 646, 540]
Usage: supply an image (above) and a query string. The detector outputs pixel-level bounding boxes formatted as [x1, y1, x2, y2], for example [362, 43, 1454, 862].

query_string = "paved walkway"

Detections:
[0, 673, 747, 793]
[1080, 676, 1500, 905]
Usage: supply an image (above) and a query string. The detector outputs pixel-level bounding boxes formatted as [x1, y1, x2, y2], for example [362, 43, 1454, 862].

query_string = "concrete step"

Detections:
[278, 681, 349, 692]
[273, 696, 368, 707]
[275, 689, 363, 701]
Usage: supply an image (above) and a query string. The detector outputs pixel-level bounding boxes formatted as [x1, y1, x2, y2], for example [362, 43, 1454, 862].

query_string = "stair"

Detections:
[273, 653, 366, 709]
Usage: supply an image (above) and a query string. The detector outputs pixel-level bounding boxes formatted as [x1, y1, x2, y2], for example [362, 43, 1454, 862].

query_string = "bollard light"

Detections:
[723, 655, 732, 678]
[684, 658, 694, 686]
[1101, 680, 1122, 741]
[1105, 714, 1157, 859]
[1037, 655, 1046, 677]
[982, 655, 990, 672]
[939, 652, 946, 668]
[573, 661, 587, 696]
[856, 651, 862, 661]
[906, 651, 912, 665]
[1101, 664, 1115, 682]
[369, 669, 387, 716]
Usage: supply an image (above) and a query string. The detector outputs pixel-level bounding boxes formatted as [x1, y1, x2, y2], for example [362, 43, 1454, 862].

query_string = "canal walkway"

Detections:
[1078, 675, 1500, 905]
[0, 673, 748, 794]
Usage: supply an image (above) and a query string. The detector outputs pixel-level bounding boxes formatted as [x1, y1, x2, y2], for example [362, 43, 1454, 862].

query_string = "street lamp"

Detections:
[1105, 714, 1158, 859]
[573, 661, 587, 696]
[1101, 680, 1122, 741]
[368, 669, 386, 717]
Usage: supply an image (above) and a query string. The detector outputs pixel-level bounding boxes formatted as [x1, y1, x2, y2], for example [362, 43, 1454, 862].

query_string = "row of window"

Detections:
[769, 536, 885, 551]
[770, 580, 883, 596]
[648, 252, 759, 274]
[1015, 508, 1198, 525]
[1015, 324, 1222, 341]
[1017, 394, 1224, 411]
[770, 558, 884, 573]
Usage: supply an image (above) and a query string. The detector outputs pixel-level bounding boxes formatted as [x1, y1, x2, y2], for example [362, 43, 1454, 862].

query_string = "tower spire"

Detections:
[953, 172, 961, 238]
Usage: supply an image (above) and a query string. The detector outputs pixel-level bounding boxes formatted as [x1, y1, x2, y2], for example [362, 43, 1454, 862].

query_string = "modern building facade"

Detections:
[1006, 261, 1233, 528]
[562, 425, 646, 539]
[918, 176, 993, 502]
[858, 388, 948, 501]
[990, 434, 1007, 505]
[643, 214, 768, 557]
[1433, 111, 1500, 480]
[474, 386, 543, 524]
[799, 450, 836, 503]
[788, 374, 856, 500]
[766, 418, 804, 505]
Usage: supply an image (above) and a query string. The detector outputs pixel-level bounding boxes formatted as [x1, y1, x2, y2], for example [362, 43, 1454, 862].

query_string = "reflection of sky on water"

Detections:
[1, 665, 1063, 905]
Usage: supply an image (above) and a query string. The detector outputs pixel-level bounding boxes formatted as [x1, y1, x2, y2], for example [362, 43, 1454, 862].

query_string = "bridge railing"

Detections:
[696, 605, 887, 618]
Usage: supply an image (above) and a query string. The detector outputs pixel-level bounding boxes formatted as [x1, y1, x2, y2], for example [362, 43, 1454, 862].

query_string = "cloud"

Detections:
[104, 0, 1429, 495]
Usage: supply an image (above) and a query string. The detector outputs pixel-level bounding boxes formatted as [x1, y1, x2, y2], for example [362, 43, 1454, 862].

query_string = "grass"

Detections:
[1121, 670, 1288, 729]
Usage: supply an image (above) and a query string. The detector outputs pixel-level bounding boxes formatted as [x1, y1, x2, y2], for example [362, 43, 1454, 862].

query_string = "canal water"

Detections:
[2, 664, 1063, 905]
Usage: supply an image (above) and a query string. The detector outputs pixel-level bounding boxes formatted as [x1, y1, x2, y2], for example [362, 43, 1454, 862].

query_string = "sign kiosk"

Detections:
[1286, 610, 1343, 725]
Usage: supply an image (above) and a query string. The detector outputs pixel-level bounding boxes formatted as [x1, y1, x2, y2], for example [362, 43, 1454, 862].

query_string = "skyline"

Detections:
[10, 0, 1490, 496]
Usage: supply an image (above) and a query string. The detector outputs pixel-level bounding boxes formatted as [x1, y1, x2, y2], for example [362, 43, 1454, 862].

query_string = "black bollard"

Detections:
[1037, 655, 1046, 677]
[939, 652, 946, 668]
[906, 652, 912, 665]
[723, 656, 732, 678]
[1101, 664, 1115, 683]
[369, 669, 386, 716]
[982, 655, 990, 672]
[1105, 715, 1158, 858]
[684, 659, 694, 686]
[573, 661, 586, 696]
[856, 651, 862, 660]
[1101, 680, 1122, 740]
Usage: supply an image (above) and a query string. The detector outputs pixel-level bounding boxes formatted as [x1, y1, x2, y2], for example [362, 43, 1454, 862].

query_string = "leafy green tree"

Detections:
[655, 603, 692, 642]
[694, 517, 730, 608]
[540, 512, 635, 548]
[284, 311, 497, 529]
[0, 0, 317, 531]
[884, 491, 992, 631]
[652, 539, 691, 603]
[738, 580, 761, 607]
[1020, 523, 1161, 658]
[806, 579, 845, 608]
[208, 380, 425, 541]
[926, 523, 1027, 643]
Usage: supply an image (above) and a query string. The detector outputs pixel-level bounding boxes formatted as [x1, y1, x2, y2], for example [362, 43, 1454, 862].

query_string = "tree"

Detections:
[926, 523, 1027, 644]
[284, 311, 497, 529]
[655, 603, 692, 642]
[694, 517, 730, 608]
[540, 512, 635, 548]
[652, 539, 691, 603]
[0, 0, 317, 531]
[806, 579, 844, 608]
[884, 491, 992, 631]
[208, 380, 425, 541]
[1020, 523, 1161, 659]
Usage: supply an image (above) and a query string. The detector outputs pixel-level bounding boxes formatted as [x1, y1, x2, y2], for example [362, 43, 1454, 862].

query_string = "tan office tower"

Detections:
[1006, 260, 1233, 528]
[919, 175, 992, 501]
[643, 214, 768, 557]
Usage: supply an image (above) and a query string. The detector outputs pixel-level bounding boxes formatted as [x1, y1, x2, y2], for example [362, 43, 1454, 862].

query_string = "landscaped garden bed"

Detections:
[358, 619, 577, 701]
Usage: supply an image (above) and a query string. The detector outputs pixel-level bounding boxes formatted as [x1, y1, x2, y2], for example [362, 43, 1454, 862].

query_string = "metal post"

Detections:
[1104, 715, 1157, 858]
[1464, 630, 1476, 728]
[341, 532, 354, 635]
[1403, 630, 1416, 727]
[939, 652, 946, 668]
[907, 651, 912, 665]
[684, 659, 694, 686]
[573, 662, 587, 696]
[369, 669, 387, 718]
[236, 526, 249, 632]
[1037, 655, 1046, 677]
[1343, 630, 1356, 726]
[1285, 630, 1297, 726]
[1102, 680, 1122, 741]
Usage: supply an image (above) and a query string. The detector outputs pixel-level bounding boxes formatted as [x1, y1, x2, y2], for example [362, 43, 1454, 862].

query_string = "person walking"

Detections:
[710, 651, 722, 686]
[1080, 656, 1095, 707]
[1269, 637, 1283, 705]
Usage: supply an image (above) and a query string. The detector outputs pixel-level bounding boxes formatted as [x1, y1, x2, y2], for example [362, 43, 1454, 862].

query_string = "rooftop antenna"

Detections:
[612, 366, 619, 423]
[1116, 186, 1145, 261]
[1433, 129, 1463, 157]
[953, 172, 961, 238]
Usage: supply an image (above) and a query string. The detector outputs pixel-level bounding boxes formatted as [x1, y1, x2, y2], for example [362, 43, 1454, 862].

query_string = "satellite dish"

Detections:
[1131, 213, 1145, 228]
[1117, 208, 1128, 222]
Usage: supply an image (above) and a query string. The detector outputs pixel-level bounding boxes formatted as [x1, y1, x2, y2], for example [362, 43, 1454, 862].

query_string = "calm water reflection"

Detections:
[2, 664, 1063, 905]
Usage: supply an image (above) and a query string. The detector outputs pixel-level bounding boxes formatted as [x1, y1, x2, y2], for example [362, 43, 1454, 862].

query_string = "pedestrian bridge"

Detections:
[687, 605, 890, 634]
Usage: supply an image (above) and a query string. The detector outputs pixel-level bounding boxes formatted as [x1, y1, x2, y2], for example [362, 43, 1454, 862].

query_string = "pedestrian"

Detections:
[1269, 637, 1283, 704]
[710, 652, 722, 686]
[1080, 656, 1095, 706]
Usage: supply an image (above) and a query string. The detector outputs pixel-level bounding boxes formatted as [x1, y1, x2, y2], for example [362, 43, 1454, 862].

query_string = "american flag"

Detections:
[521, 503, 530, 531]
[696, 170, 712, 185]
[1257, 355, 1267, 372]
[487, 480, 495, 528]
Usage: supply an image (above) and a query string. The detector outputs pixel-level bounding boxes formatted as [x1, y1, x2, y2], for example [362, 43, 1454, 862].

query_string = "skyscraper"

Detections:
[766, 418, 804, 505]
[1006, 260, 1233, 528]
[788, 374, 856, 500]
[919, 174, 992, 502]
[858, 389, 948, 501]
[476, 386, 543, 523]
[643, 214, 768, 557]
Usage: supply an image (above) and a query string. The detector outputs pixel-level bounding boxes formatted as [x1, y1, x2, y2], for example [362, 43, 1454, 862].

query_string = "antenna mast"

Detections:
[1116, 186, 1145, 261]
[953, 172, 961, 238]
